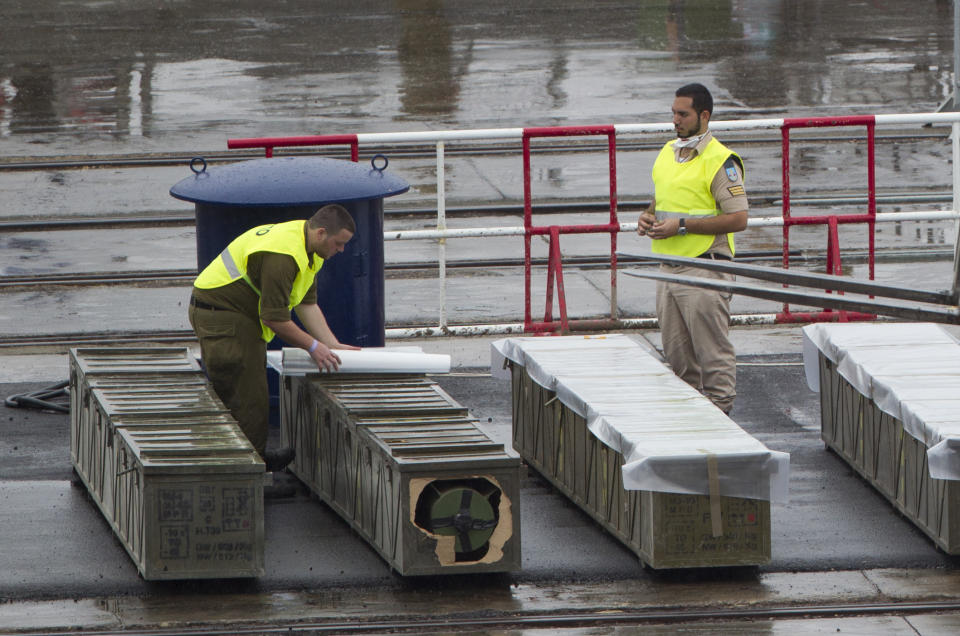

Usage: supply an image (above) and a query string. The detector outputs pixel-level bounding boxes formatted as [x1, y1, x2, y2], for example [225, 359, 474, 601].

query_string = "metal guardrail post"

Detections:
[779, 116, 878, 323]
[952, 121, 960, 304]
[436, 141, 448, 331]
[521, 125, 619, 334]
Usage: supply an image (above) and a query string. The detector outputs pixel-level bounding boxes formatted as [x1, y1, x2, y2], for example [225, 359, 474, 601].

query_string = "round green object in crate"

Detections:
[427, 486, 497, 555]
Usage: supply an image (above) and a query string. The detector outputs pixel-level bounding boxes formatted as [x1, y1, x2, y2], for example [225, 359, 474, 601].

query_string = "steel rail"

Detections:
[0, 192, 952, 234]
[620, 253, 954, 304]
[0, 313, 825, 349]
[0, 256, 644, 290]
[0, 270, 198, 288]
[26, 599, 960, 635]
[624, 269, 960, 324]
[0, 248, 931, 291]
[0, 330, 197, 349]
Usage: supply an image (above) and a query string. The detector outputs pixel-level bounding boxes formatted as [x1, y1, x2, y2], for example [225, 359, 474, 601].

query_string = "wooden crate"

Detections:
[69, 347, 265, 579]
[511, 363, 770, 569]
[818, 353, 960, 553]
[111, 419, 264, 579]
[280, 373, 522, 576]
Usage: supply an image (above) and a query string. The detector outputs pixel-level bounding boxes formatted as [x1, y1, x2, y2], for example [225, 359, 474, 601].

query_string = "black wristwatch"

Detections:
[677, 218, 687, 236]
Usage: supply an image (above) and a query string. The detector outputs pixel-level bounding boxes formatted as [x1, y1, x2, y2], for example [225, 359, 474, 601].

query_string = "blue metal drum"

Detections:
[170, 155, 409, 348]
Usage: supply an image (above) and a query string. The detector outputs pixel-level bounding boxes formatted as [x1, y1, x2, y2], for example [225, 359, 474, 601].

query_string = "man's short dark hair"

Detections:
[309, 204, 356, 235]
[676, 83, 713, 117]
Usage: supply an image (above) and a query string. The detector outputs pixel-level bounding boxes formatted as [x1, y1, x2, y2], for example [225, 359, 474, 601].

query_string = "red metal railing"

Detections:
[227, 134, 360, 161]
[224, 117, 893, 333]
[779, 116, 877, 323]
[522, 125, 620, 334]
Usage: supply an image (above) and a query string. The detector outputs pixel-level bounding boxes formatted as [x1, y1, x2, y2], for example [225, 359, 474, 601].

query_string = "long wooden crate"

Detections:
[510, 363, 770, 569]
[280, 372, 522, 575]
[69, 347, 265, 579]
[816, 351, 960, 553]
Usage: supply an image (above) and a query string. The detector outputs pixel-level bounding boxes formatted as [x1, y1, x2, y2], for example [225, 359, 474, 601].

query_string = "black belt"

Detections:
[190, 296, 224, 311]
[697, 252, 732, 261]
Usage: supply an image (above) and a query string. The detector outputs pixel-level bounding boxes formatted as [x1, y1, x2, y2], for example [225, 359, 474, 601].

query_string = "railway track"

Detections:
[1, 246, 952, 293]
[0, 255, 682, 291]
[24, 599, 960, 635]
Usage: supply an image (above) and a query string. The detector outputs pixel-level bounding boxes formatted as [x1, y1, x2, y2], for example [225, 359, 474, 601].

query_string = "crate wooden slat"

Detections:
[69, 347, 265, 580]
[280, 372, 522, 576]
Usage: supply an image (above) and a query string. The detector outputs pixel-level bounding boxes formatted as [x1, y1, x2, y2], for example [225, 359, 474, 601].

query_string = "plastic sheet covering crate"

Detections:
[69, 347, 265, 579]
[493, 335, 789, 569]
[803, 323, 960, 553]
[280, 371, 522, 575]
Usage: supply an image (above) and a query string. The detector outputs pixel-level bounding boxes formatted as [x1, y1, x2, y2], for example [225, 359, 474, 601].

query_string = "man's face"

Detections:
[315, 228, 354, 259]
[672, 96, 706, 139]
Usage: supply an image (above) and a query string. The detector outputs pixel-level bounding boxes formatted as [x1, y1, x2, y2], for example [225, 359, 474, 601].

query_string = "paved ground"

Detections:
[2, 328, 960, 633]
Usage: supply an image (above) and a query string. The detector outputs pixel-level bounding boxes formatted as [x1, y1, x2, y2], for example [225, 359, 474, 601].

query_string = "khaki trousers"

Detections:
[188, 304, 269, 456]
[655, 263, 736, 412]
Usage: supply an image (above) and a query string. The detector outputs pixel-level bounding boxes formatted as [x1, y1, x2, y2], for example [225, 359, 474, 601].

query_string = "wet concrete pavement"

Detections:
[2, 568, 960, 633]
[3, 331, 960, 633]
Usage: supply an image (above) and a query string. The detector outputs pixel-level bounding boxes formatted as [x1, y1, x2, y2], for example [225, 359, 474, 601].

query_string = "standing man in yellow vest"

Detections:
[636, 83, 748, 414]
[189, 204, 360, 471]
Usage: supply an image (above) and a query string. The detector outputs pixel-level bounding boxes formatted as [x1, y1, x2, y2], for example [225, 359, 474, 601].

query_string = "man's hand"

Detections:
[309, 341, 343, 372]
[644, 217, 680, 240]
[637, 212, 656, 237]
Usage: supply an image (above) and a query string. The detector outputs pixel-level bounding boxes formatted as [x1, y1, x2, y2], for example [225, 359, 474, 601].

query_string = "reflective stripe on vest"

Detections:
[194, 220, 324, 342]
[220, 246, 243, 280]
[651, 137, 741, 257]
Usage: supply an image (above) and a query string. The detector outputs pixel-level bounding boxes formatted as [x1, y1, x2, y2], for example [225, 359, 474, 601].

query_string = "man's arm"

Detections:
[255, 252, 357, 371]
[293, 302, 361, 353]
[263, 307, 359, 372]
[681, 210, 747, 235]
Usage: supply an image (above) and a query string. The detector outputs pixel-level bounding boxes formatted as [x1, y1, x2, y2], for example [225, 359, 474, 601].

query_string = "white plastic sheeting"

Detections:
[491, 334, 790, 502]
[270, 347, 451, 376]
[802, 322, 960, 481]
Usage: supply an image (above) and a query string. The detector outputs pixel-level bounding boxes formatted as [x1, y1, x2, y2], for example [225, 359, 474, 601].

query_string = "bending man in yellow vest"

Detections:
[636, 83, 748, 414]
[189, 204, 360, 470]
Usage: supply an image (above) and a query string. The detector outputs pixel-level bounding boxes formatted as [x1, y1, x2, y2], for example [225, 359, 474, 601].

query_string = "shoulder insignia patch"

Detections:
[725, 164, 740, 182]
[727, 185, 745, 197]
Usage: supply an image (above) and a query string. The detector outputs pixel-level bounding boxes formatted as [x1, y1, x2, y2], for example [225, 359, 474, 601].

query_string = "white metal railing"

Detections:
[235, 113, 960, 337]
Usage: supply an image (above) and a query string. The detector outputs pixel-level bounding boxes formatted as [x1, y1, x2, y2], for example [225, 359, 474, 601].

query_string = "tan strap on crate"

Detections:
[707, 454, 723, 538]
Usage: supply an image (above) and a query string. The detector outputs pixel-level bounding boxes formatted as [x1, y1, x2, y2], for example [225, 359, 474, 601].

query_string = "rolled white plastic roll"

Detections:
[279, 347, 451, 375]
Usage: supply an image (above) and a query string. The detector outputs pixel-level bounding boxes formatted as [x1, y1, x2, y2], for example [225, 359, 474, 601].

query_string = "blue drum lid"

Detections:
[170, 155, 409, 207]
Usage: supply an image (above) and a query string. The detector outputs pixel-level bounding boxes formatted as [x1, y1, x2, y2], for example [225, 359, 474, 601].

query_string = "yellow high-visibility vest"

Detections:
[194, 220, 323, 342]
[651, 137, 742, 257]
